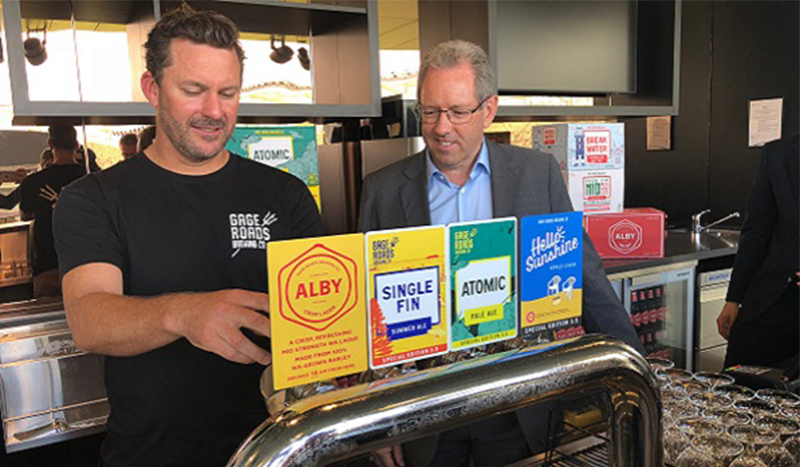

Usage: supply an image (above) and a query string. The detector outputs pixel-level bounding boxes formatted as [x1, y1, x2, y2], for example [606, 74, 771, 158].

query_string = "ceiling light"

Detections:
[270, 36, 293, 64]
[23, 28, 47, 66]
[297, 46, 310, 71]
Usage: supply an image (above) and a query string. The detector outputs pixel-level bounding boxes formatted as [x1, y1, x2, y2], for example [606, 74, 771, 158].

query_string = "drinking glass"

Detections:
[734, 399, 780, 418]
[666, 368, 695, 385]
[728, 425, 775, 449]
[780, 406, 800, 423]
[783, 433, 800, 461]
[668, 402, 700, 421]
[663, 384, 690, 403]
[690, 390, 733, 410]
[754, 415, 800, 442]
[694, 371, 736, 388]
[680, 380, 713, 396]
[730, 445, 769, 467]
[675, 440, 723, 467]
[703, 407, 752, 426]
[716, 384, 756, 402]
[692, 433, 745, 465]
[755, 389, 800, 409]
[677, 417, 725, 438]
[756, 434, 796, 467]
[647, 356, 675, 371]
[664, 426, 691, 465]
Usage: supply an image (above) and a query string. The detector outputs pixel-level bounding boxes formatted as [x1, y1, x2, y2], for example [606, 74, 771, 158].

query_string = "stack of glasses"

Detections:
[648, 357, 800, 467]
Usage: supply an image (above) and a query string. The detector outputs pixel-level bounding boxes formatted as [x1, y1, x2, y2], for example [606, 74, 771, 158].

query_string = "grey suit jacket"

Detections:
[358, 142, 644, 464]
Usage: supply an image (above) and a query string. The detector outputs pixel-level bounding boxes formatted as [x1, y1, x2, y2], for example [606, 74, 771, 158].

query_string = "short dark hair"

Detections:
[48, 126, 77, 151]
[144, 4, 245, 85]
[138, 125, 156, 152]
[119, 133, 138, 147]
[40, 148, 54, 166]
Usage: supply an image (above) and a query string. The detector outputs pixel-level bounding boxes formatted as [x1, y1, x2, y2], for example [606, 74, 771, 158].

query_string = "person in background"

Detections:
[0, 147, 62, 211]
[359, 40, 644, 467]
[0, 169, 28, 210]
[19, 126, 88, 297]
[119, 133, 138, 160]
[138, 125, 156, 153]
[75, 145, 102, 172]
[39, 147, 55, 169]
[54, 5, 323, 467]
[717, 134, 799, 371]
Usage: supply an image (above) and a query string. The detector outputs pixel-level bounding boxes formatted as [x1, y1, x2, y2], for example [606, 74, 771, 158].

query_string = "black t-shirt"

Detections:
[20, 163, 87, 274]
[54, 153, 324, 467]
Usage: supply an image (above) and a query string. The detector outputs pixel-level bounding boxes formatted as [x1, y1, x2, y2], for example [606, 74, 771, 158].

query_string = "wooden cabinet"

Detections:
[419, 0, 682, 119]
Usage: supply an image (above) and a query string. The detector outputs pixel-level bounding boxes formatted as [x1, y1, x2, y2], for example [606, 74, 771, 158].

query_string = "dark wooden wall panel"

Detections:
[623, 1, 798, 228]
[623, 1, 713, 228]
[708, 0, 800, 220]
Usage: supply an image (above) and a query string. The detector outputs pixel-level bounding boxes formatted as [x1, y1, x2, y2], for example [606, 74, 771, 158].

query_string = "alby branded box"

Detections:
[584, 208, 665, 259]
[532, 123, 625, 215]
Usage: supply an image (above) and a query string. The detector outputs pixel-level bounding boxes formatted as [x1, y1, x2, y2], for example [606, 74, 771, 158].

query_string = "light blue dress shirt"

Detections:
[427, 139, 493, 225]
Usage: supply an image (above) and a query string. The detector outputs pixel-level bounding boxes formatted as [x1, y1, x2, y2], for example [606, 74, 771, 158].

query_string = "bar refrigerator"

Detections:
[608, 261, 697, 370]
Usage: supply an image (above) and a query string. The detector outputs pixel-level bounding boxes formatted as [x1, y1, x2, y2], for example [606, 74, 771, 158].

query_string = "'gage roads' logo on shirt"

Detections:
[230, 212, 278, 257]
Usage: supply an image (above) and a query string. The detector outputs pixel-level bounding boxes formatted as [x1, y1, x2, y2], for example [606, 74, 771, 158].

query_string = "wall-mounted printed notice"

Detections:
[366, 226, 448, 369]
[646, 116, 672, 151]
[520, 212, 584, 343]
[268, 233, 367, 390]
[748, 98, 783, 148]
[448, 217, 518, 351]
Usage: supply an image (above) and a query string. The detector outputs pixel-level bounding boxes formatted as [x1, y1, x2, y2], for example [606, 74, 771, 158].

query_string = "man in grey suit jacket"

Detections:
[359, 40, 643, 467]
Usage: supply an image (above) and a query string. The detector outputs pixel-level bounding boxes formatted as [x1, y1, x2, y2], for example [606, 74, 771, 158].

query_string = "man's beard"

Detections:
[158, 103, 233, 163]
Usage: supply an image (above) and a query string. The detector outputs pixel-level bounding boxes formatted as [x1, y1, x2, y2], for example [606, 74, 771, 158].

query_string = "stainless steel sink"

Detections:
[667, 227, 738, 236]
[666, 228, 740, 249]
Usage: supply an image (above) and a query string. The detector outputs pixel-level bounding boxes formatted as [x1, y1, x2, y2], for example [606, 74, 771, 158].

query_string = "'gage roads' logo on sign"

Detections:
[277, 244, 358, 331]
[608, 219, 643, 254]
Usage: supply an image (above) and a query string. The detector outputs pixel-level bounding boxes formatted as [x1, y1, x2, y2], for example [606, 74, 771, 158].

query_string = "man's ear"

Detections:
[482, 95, 499, 129]
[141, 71, 160, 108]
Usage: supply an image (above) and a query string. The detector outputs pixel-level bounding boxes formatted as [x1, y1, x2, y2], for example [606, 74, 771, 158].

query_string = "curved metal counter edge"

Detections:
[227, 334, 662, 467]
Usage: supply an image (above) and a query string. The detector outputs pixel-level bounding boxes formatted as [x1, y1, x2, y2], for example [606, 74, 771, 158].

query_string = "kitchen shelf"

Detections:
[1, 0, 381, 124]
[419, 0, 682, 118]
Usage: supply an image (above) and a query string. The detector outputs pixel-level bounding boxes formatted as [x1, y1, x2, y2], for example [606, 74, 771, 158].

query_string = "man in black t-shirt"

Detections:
[54, 6, 323, 467]
[20, 126, 87, 297]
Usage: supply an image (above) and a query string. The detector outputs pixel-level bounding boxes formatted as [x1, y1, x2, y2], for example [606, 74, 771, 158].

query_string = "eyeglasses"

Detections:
[416, 97, 490, 125]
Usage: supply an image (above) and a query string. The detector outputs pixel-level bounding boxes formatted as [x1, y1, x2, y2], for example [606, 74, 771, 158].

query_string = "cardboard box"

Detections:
[532, 123, 625, 214]
[584, 208, 665, 259]
[568, 169, 624, 214]
[532, 123, 625, 170]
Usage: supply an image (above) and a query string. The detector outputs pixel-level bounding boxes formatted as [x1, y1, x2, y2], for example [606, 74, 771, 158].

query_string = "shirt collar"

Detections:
[426, 138, 491, 184]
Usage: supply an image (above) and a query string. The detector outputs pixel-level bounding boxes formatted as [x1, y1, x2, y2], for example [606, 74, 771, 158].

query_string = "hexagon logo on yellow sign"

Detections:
[268, 233, 367, 390]
[278, 243, 358, 331]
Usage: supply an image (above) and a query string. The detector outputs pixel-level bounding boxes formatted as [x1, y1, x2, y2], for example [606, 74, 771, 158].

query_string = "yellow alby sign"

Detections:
[268, 234, 367, 390]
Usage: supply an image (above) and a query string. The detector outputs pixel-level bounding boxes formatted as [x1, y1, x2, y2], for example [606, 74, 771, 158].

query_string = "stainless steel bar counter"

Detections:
[0, 299, 108, 452]
[228, 335, 662, 467]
